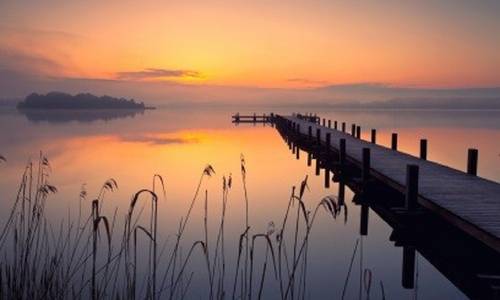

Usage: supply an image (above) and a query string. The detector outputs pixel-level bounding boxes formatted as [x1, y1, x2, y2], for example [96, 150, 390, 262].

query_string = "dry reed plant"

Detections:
[0, 152, 355, 300]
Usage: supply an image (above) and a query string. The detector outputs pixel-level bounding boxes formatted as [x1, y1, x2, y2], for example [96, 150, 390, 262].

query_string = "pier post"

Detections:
[307, 152, 312, 167]
[296, 146, 300, 160]
[467, 148, 478, 175]
[420, 139, 427, 160]
[324, 168, 330, 188]
[322, 118, 326, 126]
[316, 128, 321, 145]
[371, 129, 376, 144]
[339, 138, 346, 168]
[402, 246, 416, 289]
[342, 122, 346, 132]
[405, 164, 419, 211]
[391, 133, 398, 150]
[334, 121, 338, 130]
[328, 119, 331, 128]
[362, 148, 371, 183]
[360, 205, 369, 236]
[338, 181, 345, 206]
[315, 158, 320, 176]
[351, 124, 356, 136]
[356, 126, 361, 139]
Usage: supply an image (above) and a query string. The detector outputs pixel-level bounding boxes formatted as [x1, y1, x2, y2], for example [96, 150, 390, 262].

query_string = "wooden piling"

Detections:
[402, 246, 416, 289]
[339, 138, 346, 167]
[328, 119, 331, 128]
[322, 118, 325, 126]
[307, 152, 312, 167]
[360, 205, 369, 236]
[362, 148, 370, 182]
[391, 133, 398, 150]
[420, 139, 427, 160]
[324, 168, 330, 188]
[405, 164, 419, 211]
[351, 124, 356, 136]
[342, 122, 346, 132]
[334, 121, 338, 130]
[467, 148, 478, 175]
[371, 129, 376, 144]
[338, 181, 345, 206]
[315, 158, 320, 176]
[356, 126, 361, 139]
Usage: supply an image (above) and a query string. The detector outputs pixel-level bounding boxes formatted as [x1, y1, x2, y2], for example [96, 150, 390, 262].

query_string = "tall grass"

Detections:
[0, 153, 355, 299]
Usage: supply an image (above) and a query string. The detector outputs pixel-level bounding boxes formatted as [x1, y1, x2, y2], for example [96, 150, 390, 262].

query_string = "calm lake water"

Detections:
[0, 107, 499, 299]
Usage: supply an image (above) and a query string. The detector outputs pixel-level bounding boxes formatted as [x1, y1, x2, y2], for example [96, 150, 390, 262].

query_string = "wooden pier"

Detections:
[231, 113, 274, 123]
[275, 113, 500, 254]
[232, 112, 500, 297]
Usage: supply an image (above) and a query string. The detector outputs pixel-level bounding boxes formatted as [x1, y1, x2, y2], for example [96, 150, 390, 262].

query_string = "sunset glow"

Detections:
[1, 0, 500, 92]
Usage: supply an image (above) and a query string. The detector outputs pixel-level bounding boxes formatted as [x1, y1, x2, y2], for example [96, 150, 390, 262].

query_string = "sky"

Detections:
[1, 0, 500, 103]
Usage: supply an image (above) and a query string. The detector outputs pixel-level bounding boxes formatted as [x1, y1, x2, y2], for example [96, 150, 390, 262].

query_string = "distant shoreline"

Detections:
[16, 92, 155, 110]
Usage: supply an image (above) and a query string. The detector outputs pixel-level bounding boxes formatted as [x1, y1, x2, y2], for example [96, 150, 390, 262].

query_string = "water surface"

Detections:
[1, 107, 499, 299]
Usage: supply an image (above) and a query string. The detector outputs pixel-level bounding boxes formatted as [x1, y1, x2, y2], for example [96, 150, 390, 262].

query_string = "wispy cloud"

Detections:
[0, 26, 85, 77]
[0, 47, 64, 75]
[115, 68, 202, 81]
[287, 78, 329, 86]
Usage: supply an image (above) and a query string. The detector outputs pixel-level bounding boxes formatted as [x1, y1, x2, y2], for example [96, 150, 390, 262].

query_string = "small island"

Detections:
[17, 92, 153, 110]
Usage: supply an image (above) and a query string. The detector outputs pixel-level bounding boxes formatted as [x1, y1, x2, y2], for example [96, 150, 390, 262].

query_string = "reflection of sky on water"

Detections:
[1, 107, 498, 299]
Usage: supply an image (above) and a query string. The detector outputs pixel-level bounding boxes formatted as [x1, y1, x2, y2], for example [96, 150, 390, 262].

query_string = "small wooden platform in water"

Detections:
[231, 113, 273, 123]
[280, 114, 500, 253]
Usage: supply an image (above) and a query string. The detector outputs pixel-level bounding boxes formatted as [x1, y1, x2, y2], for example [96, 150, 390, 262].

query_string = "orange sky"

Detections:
[1, 0, 500, 89]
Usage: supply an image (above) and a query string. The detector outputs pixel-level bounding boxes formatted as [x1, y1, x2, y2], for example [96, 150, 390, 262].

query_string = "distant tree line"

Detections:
[17, 92, 147, 110]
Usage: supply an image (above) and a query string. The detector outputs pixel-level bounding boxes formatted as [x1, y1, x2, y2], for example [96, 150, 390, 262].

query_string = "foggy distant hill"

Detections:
[316, 83, 500, 99]
[17, 92, 147, 110]
[318, 97, 500, 109]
